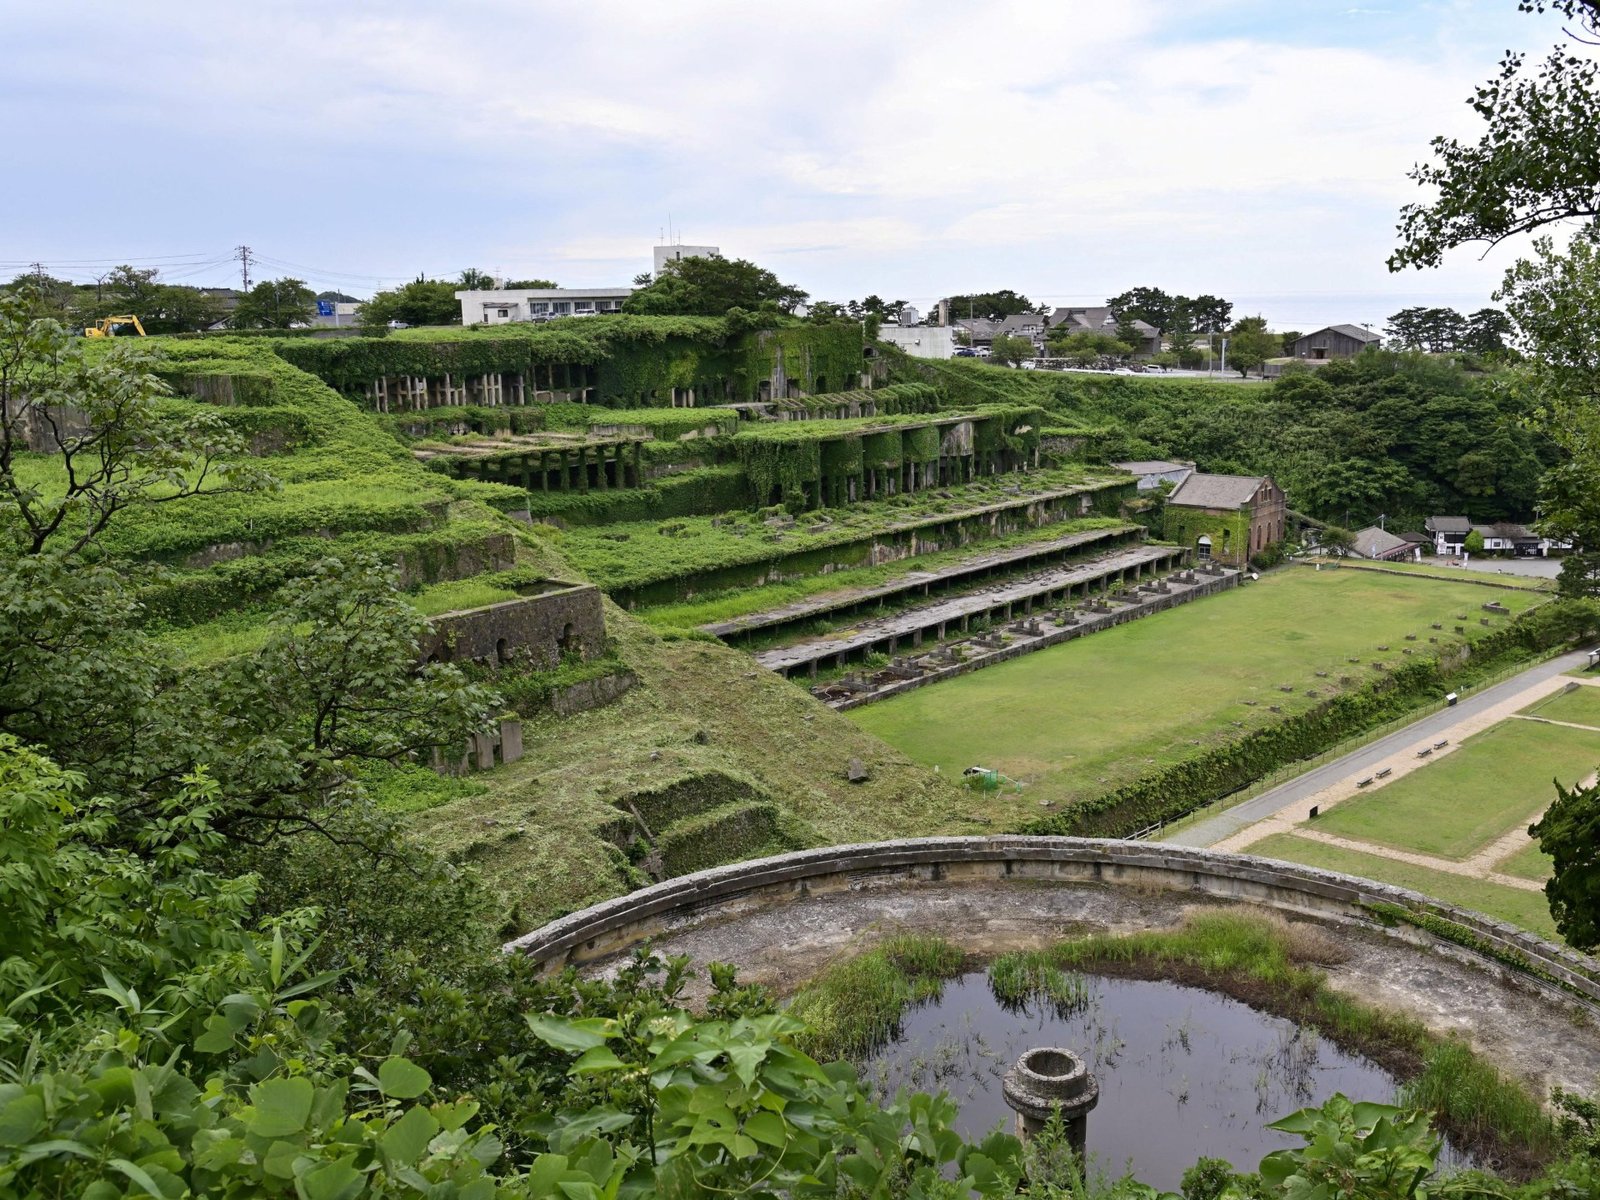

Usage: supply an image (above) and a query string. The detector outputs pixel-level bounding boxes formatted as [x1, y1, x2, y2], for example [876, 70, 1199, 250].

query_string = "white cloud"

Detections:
[0, 0, 1560, 322]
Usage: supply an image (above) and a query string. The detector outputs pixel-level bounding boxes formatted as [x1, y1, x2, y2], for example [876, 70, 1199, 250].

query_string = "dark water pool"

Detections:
[860, 972, 1446, 1191]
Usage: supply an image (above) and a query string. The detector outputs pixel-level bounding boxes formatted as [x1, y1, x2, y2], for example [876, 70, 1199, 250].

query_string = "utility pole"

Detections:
[235, 245, 253, 292]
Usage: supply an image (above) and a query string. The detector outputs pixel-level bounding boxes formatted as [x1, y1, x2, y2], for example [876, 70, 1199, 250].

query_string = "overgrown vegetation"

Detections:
[787, 935, 967, 1059]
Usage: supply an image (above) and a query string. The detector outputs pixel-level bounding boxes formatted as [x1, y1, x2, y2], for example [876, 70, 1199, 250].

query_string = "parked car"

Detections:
[953, 347, 976, 357]
[974, 347, 992, 358]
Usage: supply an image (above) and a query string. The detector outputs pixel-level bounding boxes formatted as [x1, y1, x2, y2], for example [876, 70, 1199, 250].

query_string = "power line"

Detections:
[235, 245, 253, 291]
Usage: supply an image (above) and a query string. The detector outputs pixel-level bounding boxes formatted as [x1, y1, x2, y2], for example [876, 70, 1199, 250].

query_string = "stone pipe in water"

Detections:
[1002, 1046, 1100, 1158]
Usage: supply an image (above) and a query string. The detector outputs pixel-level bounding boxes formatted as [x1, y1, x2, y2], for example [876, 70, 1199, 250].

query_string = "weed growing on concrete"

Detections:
[786, 933, 965, 1059]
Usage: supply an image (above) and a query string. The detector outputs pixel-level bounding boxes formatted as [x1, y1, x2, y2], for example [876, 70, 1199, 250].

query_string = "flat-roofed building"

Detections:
[456, 287, 632, 325]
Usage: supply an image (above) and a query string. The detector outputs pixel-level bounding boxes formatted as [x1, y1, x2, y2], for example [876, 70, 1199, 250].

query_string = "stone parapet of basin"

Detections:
[505, 836, 1600, 1013]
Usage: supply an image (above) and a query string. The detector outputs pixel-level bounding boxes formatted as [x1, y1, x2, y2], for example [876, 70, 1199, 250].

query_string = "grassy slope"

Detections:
[1246, 832, 1559, 941]
[408, 607, 974, 935]
[1314, 719, 1600, 858]
[849, 569, 1544, 819]
[59, 337, 963, 935]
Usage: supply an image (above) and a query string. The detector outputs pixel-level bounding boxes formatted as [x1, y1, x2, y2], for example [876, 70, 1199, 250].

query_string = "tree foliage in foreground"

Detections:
[1391, 1, 1600, 269]
[1499, 231, 1600, 596]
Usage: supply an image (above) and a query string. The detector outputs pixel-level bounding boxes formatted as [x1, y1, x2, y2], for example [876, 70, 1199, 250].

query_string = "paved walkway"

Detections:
[1163, 649, 1596, 851]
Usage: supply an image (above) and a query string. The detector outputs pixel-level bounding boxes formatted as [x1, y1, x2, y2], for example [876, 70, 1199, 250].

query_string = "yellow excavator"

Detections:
[84, 315, 147, 338]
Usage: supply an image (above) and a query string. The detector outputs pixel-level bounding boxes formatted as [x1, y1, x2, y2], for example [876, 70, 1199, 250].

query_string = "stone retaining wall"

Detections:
[547, 670, 637, 717]
[422, 584, 606, 670]
[505, 836, 1600, 1009]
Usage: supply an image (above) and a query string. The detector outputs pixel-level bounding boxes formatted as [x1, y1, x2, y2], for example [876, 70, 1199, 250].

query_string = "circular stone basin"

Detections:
[860, 972, 1467, 1191]
[1003, 1047, 1099, 1124]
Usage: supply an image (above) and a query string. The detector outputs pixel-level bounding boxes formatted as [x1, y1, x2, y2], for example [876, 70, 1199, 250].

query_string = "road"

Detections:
[1161, 648, 1593, 848]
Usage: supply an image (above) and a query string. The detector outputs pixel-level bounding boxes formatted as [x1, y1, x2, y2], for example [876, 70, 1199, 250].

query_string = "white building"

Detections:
[455, 287, 632, 326]
[876, 324, 955, 359]
[653, 244, 720, 277]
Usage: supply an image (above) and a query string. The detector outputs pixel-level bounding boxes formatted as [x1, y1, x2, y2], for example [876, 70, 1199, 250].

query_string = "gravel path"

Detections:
[1162, 650, 1594, 851]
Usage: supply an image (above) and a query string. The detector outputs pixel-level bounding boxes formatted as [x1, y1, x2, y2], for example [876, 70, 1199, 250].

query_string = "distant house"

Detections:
[1351, 525, 1412, 561]
[1291, 325, 1382, 360]
[1112, 459, 1194, 492]
[1048, 306, 1160, 357]
[953, 312, 1049, 350]
[1474, 522, 1542, 558]
[1425, 515, 1472, 556]
[1165, 473, 1287, 566]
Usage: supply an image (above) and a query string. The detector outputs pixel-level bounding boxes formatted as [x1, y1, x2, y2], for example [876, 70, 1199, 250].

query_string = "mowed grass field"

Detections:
[1246, 832, 1559, 941]
[1521, 683, 1600, 728]
[848, 569, 1543, 816]
[1312, 718, 1600, 859]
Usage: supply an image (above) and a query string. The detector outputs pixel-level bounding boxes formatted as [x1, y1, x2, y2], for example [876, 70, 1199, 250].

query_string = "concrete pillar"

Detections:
[499, 719, 524, 765]
[472, 731, 497, 771]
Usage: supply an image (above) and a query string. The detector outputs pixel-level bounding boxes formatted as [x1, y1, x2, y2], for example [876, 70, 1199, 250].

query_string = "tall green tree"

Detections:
[1184, 293, 1234, 335]
[1226, 315, 1280, 376]
[1385, 306, 1470, 352]
[988, 333, 1035, 366]
[1107, 286, 1179, 333]
[359, 277, 461, 328]
[624, 254, 806, 316]
[943, 289, 1038, 321]
[230, 277, 316, 329]
[1464, 306, 1515, 355]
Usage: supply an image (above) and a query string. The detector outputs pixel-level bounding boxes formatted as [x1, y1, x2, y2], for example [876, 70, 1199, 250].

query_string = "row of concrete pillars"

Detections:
[789, 551, 1183, 679]
[464, 442, 647, 492]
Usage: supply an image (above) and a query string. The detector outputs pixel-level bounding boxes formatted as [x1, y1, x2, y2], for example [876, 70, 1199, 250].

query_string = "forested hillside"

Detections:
[902, 353, 1555, 530]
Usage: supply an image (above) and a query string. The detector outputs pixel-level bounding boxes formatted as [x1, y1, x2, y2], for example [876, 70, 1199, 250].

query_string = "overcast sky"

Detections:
[0, 1, 1572, 330]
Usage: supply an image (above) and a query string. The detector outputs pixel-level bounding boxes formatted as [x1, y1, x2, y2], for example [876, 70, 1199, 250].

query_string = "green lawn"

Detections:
[848, 569, 1542, 816]
[1314, 719, 1600, 859]
[1521, 684, 1600, 729]
[1244, 832, 1559, 941]
[1495, 840, 1554, 883]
